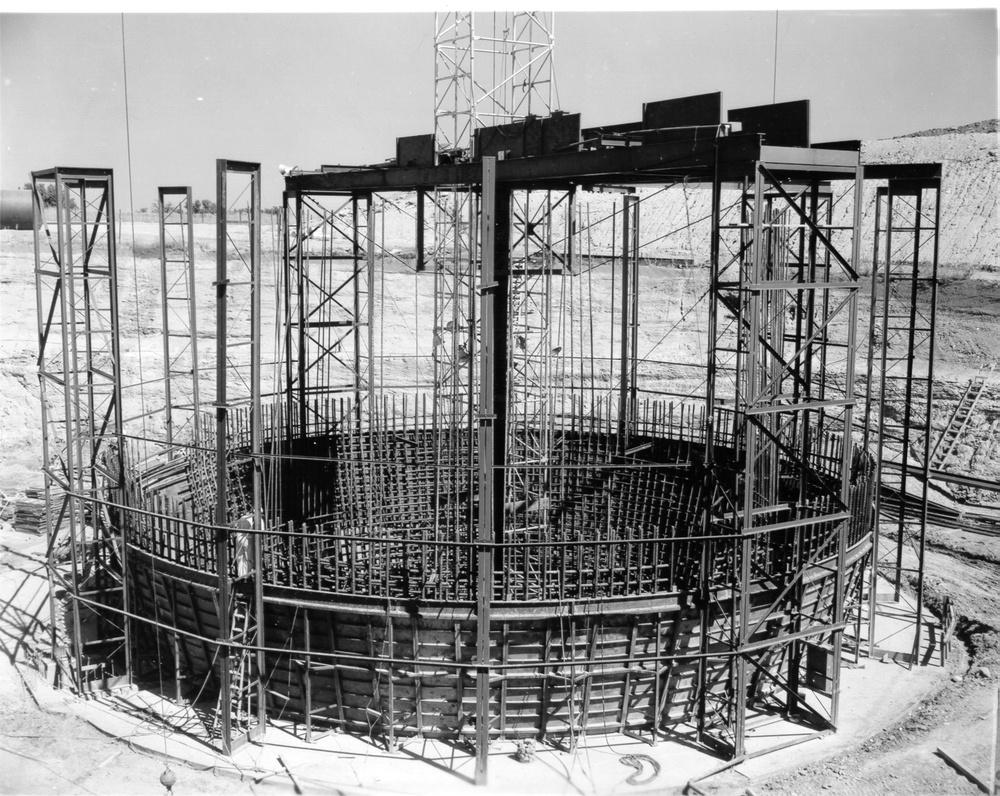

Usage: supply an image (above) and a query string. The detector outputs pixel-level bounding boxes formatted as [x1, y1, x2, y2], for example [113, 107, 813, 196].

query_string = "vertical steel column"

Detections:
[248, 169, 266, 737]
[618, 194, 631, 444]
[158, 186, 200, 453]
[697, 148, 723, 742]
[32, 175, 61, 670]
[787, 183, 814, 714]
[106, 176, 129, 686]
[895, 183, 915, 601]
[59, 171, 84, 687]
[352, 196, 362, 415]
[365, 198, 376, 412]
[280, 190, 295, 440]
[351, 193, 374, 418]
[293, 191, 308, 437]
[916, 186, 940, 667]
[865, 188, 888, 657]
[214, 159, 263, 753]
[58, 171, 85, 689]
[628, 197, 640, 432]
[617, 194, 639, 445]
[733, 165, 768, 757]
[416, 188, 426, 272]
[214, 161, 232, 752]
[829, 163, 864, 726]
[475, 157, 507, 784]
[901, 185, 927, 664]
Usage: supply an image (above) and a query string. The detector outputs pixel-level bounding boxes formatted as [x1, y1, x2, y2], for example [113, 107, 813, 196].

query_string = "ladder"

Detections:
[214, 597, 263, 752]
[930, 376, 987, 469]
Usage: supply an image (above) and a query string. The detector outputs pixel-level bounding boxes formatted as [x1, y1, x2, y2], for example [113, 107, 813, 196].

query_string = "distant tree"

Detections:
[149, 200, 160, 214]
[23, 182, 77, 209]
[267, 206, 283, 216]
[139, 207, 148, 214]
[198, 199, 217, 214]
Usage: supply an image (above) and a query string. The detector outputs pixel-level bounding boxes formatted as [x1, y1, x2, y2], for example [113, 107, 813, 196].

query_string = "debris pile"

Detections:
[13, 485, 67, 536]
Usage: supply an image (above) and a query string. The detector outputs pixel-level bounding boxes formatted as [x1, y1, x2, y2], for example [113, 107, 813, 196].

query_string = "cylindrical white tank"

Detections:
[0, 190, 34, 230]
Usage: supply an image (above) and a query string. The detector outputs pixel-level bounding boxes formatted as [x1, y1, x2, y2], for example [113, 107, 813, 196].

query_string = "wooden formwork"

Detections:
[116, 396, 874, 749]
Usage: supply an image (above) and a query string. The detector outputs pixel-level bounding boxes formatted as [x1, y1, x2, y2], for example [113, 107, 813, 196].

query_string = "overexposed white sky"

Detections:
[2, 9, 996, 207]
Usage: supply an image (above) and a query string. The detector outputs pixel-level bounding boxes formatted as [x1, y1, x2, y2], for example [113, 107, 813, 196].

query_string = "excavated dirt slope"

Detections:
[864, 121, 999, 269]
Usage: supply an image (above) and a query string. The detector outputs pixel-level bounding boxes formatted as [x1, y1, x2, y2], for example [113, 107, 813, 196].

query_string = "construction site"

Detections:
[1, 11, 999, 796]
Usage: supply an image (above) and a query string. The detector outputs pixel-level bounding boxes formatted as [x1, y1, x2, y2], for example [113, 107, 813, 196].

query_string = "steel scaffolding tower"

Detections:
[502, 189, 573, 559]
[281, 190, 373, 435]
[703, 155, 864, 756]
[433, 13, 559, 546]
[863, 169, 941, 668]
[32, 167, 130, 693]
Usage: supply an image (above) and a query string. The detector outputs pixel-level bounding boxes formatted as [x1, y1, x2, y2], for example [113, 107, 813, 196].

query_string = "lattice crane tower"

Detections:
[433, 12, 556, 157]
[429, 12, 558, 470]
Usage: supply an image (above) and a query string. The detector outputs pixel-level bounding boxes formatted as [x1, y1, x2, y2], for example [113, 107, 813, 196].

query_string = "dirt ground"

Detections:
[0, 528, 251, 796]
[707, 524, 1000, 795]
[1, 126, 999, 795]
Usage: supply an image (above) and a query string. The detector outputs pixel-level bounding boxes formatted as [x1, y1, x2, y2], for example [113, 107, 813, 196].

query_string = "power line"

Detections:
[773, 10, 779, 104]
[120, 14, 149, 441]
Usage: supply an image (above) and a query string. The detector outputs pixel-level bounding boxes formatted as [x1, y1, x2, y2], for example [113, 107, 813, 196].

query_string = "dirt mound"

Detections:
[900, 118, 999, 138]
[862, 129, 999, 271]
[509, 125, 1000, 274]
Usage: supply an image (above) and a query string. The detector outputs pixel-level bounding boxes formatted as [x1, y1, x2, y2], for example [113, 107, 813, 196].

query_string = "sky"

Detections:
[1, 10, 997, 208]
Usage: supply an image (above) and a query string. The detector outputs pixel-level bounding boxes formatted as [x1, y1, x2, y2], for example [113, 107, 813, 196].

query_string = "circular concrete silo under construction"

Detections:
[34, 122, 880, 783]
